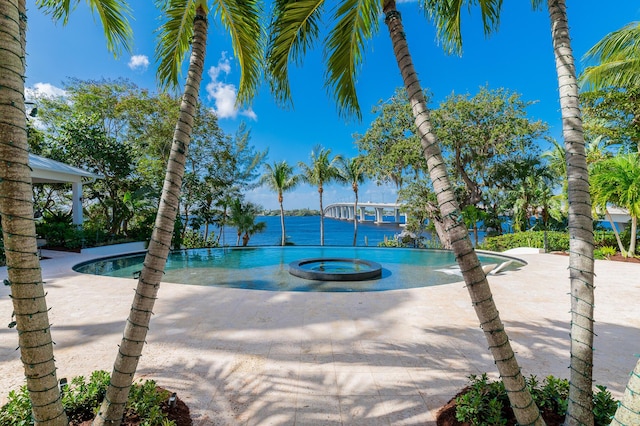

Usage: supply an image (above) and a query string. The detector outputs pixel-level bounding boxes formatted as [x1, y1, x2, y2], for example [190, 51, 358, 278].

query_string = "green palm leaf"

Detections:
[37, 0, 133, 56]
[155, 0, 198, 90]
[325, 0, 379, 119]
[213, 0, 264, 105]
[581, 21, 640, 90]
[422, 0, 503, 55]
[267, 0, 325, 108]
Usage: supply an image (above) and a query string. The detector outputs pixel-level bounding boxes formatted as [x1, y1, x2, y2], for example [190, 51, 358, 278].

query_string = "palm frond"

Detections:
[324, 0, 380, 119]
[581, 22, 640, 90]
[214, 0, 264, 105]
[422, 0, 502, 55]
[155, 0, 197, 90]
[87, 0, 134, 55]
[266, 0, 325, 108]
[37, 0, 133, 56]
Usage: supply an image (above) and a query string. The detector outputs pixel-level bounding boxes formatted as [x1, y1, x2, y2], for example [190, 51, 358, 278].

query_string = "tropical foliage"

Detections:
[298, 145, 342, 246]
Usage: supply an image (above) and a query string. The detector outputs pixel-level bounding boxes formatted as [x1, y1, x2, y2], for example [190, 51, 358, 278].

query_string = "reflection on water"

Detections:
[74, 247, 524, 292]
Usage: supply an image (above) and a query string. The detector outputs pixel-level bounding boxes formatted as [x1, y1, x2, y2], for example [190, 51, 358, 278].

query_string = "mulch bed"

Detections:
[552, 251, 640, 263]
[72, 388, 192, 426]
[436, 388, 565, 426]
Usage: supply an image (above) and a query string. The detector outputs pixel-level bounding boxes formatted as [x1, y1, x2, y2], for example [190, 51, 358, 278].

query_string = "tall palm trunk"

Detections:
[0, 1, 67, 424]
[628, 216, 637, 256]
[93, 8, 208, 426]
[611, 359, 640, 425]
[279, 193, 286, 246]
[383, 3, 544, 424]
[547, 2, 595, 424]
[352, 185, 359, 246]
[319, 185, 325, 245]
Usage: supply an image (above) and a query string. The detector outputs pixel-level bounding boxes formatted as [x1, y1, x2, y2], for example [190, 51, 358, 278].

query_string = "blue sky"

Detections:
[24, 1, 639, 210]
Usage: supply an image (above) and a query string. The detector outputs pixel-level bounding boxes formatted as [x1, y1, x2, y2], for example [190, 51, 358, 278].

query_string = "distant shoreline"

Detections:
[261, 209, 320, 217]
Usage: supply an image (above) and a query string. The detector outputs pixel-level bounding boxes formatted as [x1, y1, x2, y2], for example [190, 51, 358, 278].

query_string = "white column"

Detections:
[359, 207, 366, 222]
[375, 208, 384, 223]
[71, 182, 83, 225]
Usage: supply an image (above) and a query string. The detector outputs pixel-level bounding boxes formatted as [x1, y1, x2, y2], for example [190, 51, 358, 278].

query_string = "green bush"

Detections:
[35, 211, 83, 249]
[0, 371, 177, 426]
[594, 246, 616, 260]
[455, 374, 618, 426]
[182, 229, 218, 249]
[480, 231, 569, 252]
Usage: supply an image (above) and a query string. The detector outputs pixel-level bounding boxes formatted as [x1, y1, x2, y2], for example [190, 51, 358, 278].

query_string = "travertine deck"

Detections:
[1, 248, 639, 425]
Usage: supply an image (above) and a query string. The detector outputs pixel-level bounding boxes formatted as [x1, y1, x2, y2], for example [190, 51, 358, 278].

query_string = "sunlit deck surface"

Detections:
[1, 245, 639, 425]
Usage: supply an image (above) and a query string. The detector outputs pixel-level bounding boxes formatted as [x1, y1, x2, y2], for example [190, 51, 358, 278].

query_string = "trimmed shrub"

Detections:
[480, 231, 569, 252]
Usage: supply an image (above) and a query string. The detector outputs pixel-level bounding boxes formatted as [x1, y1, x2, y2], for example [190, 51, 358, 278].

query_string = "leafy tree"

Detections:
[267, 1, 543, 423]
[355, 88, 424, 188]
[590, 153, 640, 257]
[430, 86, 548, 208]
[260, 161, 299, 246]
[337, 157, 367, 246]
[298, 145, 342, 246]
[35, 79, 151, 236]
[581, 87, 640, 154]
[95, 1, 263, 423]
[0, 1, 132, 424]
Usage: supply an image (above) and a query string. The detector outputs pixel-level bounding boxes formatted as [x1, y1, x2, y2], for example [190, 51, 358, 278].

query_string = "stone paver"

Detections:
[1, 248, 639, 425]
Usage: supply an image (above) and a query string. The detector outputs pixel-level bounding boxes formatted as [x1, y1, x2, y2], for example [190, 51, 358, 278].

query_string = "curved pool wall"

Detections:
[73, 247, 525, 292]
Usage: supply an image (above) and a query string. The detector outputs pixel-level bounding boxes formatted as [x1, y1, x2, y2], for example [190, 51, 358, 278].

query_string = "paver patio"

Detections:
[1, 248, 639, 425]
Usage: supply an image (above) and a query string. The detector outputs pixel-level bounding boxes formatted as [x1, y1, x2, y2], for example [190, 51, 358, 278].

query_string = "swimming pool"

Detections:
[73, 247, 524, 292]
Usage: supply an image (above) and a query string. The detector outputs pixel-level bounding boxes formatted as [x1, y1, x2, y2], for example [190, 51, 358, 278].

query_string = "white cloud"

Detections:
[25, 82, 67, 99]
[128, 54, 150, 71]
[206, 52, 257, 120]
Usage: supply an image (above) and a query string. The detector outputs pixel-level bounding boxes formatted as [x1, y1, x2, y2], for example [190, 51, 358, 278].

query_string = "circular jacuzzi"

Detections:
[288, 258, 382, 281]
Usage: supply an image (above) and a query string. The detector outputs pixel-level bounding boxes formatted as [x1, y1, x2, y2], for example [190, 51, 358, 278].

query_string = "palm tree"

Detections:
[338, 157, 366, 246]
[590, 153, 640, 257]
[229, 199, 266, 246]
[260, 161, 299, 245]
[581, 21, 640, 91]
[267, 2, 543, 424]
[532, 2, 597, 422]
[95, 1, 263, 424]
[0, 1, 132, 424]
[298, 145, 342, 246]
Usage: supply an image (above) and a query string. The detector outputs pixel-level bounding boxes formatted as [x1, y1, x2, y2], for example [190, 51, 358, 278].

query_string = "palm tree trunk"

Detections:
[610, 358, 640, 425]
[353, 189, 358, 246]
[93, 7, 208, 426]
[319, 186, 324, 245]
[383, 3, 543, 424]
[279, 194, 286, 246]
[628, 215, 637, 256]
[547, 2, 595, 424]
[0, 1, 67, 424]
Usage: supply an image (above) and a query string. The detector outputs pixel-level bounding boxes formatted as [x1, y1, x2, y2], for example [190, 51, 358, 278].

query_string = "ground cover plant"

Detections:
[436, 373, 618, 426]
[0, 371, 190, 425]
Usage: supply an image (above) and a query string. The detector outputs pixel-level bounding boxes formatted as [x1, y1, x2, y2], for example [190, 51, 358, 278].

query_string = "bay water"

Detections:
[217, 215, 413, 247]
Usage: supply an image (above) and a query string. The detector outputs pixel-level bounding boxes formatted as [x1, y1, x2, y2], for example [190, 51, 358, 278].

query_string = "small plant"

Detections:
[0, 387, 32, 426]
[455, 373, 508, 426]
[454, 374, 618, 426]
[0, 371, 177, 426]
[594, 246, 616, 260]
[593, 385, 618, 425]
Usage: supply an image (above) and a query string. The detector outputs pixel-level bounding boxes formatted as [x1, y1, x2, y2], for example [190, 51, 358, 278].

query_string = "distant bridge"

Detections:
[324, 202, 407, 224]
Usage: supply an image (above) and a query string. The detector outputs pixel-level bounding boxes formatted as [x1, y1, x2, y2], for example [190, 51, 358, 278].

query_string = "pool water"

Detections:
[73, 247, 524, 292]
